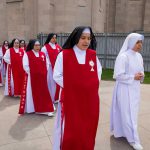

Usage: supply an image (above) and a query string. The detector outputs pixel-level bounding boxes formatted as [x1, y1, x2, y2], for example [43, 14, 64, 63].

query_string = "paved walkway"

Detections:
[0, 81, 150, 150]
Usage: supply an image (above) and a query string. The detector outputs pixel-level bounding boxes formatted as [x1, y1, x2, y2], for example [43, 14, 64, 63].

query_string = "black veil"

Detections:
[62, 26, 97, 50]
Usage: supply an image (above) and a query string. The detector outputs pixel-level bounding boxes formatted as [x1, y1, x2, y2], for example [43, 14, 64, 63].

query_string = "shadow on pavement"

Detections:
[0, 96, 19, 111]
[110, 135, 133, 150]
[9, 114, 50, 141]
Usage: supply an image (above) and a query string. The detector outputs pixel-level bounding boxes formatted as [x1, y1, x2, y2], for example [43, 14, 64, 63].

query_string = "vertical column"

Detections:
[144, 0, 150, 32]
[0, 0, 8, 42]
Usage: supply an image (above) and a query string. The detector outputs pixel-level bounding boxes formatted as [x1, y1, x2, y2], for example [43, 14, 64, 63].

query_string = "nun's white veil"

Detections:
[118, 33, 144, 56]
[113, 33, 144, 79]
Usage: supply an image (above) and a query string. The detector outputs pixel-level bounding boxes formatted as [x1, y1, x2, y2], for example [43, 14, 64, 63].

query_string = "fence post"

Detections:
[61, 33, 63, 46]
[104, 33, 107, 69]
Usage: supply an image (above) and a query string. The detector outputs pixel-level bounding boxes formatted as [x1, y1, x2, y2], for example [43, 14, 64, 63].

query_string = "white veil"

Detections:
[118, 33, 144, 56]
[113, 33, 144, 79]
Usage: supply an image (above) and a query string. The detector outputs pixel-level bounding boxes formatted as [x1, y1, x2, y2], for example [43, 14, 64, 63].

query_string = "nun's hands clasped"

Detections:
[134, 72, 144, 80]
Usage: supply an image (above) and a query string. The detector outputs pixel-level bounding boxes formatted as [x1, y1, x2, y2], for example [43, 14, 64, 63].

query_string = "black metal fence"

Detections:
[38, 33, 150, 72]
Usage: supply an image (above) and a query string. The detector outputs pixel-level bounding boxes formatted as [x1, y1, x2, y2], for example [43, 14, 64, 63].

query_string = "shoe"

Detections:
[54, 100, 59, 104]
[130, 143, 143, 150]
[53, 104, 56, 111]
[14, 95, 20, 98]
[48, 112, 54, 117]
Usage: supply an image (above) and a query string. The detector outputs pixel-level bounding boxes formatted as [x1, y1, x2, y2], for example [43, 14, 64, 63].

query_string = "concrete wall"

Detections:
[0, 0, 8, 44]
[0, 0, 106, 42]
[144, 0, 150, 32]
[0, 0, 150, 42]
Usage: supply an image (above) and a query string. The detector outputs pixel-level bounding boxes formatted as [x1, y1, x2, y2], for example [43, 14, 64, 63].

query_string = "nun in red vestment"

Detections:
[53, 26, 102, 150]
[19, 39, 55, 116]
[41, 33, 61, 103]
[3, 38, 25, 96]
[19, 40, 26, 51]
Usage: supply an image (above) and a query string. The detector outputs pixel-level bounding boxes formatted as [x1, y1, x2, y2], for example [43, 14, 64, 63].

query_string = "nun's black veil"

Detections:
[3, 40, 9, 47]
[26, 39, 40, 52]
[62, 26, 97, 50]
[44, 33, 57, 45]
[9, 38, 19, 48]
[20, 40, 26, 44]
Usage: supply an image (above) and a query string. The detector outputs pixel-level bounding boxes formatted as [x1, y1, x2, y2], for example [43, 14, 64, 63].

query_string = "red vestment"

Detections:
[61, 49, 100, 150]
[19, 51, 54, 114]
[9, 48, 25, 95]
[45, 43, 61, 101]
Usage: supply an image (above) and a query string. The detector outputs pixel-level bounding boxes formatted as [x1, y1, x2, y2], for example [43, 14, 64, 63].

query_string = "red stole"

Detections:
[26, 50, 54, 112]
[8, 64, 12, 96]
[45, 43, 61, 100]
[45, 43, 61, 69]
[20, 46, 26, 51]
[10, 48, 25, 95]
[61, 49, 99, 150]
[19, 73, 28, 114]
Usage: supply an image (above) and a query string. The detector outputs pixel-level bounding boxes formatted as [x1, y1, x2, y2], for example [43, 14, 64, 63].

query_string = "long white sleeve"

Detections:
[138, 54, 145, 83]
[3, 49, 10, 64]
[46, 57, 50, 70]
[96, 57, 102, 81]
[41, 46, 48, 57]
[23, 53, 30, 74]
[0, 47, 3, 59]
[0, 48, 2, 65]
[113, 54, 134, 84]
[53, 52, 63, 88]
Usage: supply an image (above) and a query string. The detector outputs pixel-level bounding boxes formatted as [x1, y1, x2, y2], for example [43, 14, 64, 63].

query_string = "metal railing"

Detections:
[38, 33, 150, 72]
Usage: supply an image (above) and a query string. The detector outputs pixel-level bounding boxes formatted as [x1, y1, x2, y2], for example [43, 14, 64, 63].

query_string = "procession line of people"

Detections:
[0, 26, 145, 150]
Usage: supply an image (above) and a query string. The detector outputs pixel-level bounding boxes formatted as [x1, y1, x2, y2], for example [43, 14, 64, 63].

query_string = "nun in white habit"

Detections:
[110, 33, 144, 150]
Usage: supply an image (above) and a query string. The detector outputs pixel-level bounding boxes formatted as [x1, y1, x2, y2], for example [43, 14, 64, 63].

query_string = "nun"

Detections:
[3, 38, 25, 96]
[53, 26, 102, 150]
[0, 44, 4, 86]
[2, 40, 9, 76]
[19, 39, 54, 116]
[41, 33, 62, 103]
[19, 40, 26, 51]
[110, 33, 144, 150]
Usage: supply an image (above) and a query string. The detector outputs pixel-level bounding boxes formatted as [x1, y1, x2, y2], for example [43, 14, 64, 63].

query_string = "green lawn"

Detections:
[101, 69, 150, 84]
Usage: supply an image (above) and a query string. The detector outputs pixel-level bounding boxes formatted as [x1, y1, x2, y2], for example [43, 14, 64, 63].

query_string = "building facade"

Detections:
[0, 0, 149, 42]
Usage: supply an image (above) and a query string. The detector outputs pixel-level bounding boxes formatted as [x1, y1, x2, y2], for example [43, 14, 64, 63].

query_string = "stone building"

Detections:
[0, 0, 149, 42]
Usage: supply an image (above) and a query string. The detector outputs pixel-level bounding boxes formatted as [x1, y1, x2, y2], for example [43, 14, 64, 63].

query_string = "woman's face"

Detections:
[50, 35, 57, 44]
[33, 42, 40, 51]
[14, 40, 19, 49]
[4, 41, 8, 47]
[76, 33, 91, 50]
[20, 42, 25, 48]
[133, 40, 143, 52]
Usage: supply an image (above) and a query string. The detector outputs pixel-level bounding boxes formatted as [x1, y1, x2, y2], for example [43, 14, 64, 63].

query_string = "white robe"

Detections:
[110, 49, 144, 144]
[0, 47, 4, 85]
[52, 45, 102, 150]
[3, 48, 19, 95]
[23, 50, 52, 114]
[41, 42, 57, 102]
[1, 46, 8, 76]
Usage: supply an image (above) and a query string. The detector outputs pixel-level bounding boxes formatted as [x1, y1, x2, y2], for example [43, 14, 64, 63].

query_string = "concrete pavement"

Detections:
[0, 81, 150, 150]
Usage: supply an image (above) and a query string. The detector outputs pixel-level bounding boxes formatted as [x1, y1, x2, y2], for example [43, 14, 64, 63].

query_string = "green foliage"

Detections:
[101, 69, 150, 84]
